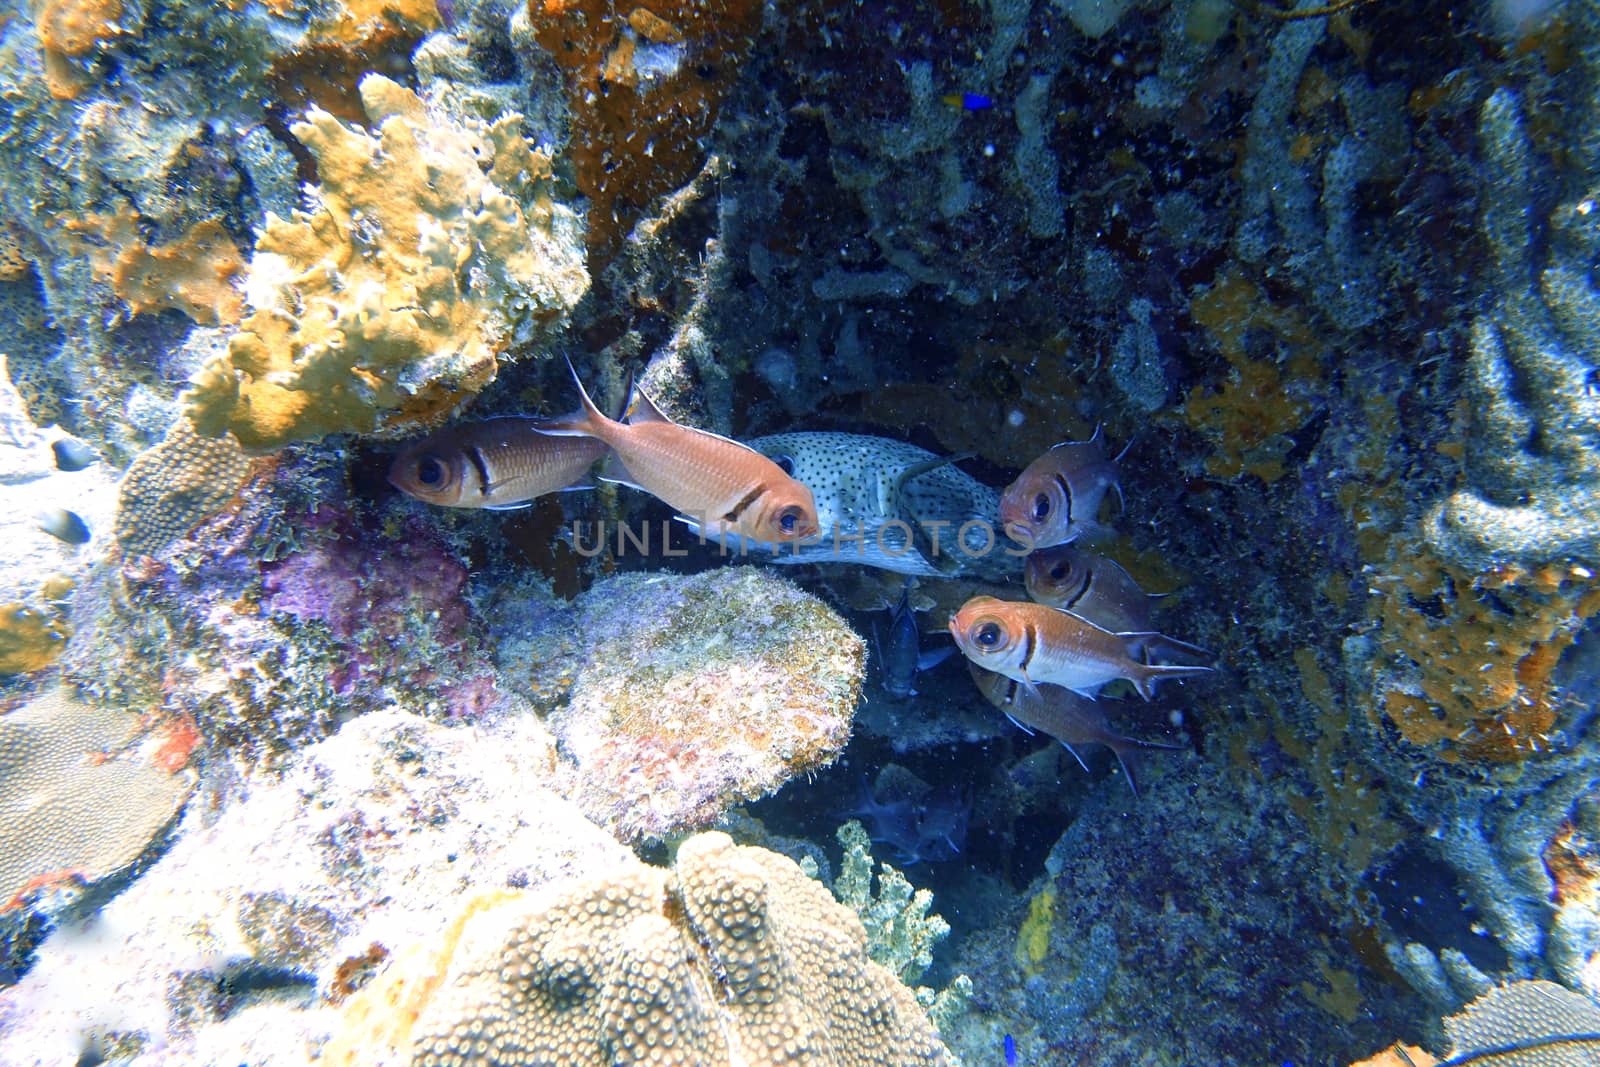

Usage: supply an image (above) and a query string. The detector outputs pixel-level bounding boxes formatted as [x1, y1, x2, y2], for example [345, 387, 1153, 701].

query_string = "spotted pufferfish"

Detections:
[688, 431, 1020, 579]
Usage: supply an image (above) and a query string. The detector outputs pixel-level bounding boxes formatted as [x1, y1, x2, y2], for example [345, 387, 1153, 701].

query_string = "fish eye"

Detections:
[771, 454, 795, 476]
[1032, 493, 1051, 521]
[974, 621, 1003, 648]
[778, 506, 801, 534]
[417, 456, 447, 487]
[1048, 563, 1067, 581]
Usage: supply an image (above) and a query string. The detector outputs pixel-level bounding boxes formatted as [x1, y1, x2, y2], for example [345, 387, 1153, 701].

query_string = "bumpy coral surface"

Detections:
[0, 709, 627, 1065]
[184, 74, 587, 450]
[549, 567, 864, 842]
[335, 830, 950, 1065]
[0, 686, 190, 914]
[113, 417, 254, 563]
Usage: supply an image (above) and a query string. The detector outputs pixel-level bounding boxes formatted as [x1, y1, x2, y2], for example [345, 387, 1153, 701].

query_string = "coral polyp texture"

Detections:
[333, 830, 951, 1066]
[549, 567, 863, 842]
[183, 73, 588, 451]
[112, 417, 255, 564]
[0, 686, 191, 916]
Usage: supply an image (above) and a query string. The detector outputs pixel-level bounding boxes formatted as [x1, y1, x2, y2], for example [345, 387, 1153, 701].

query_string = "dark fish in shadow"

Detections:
[388, 417, 608, 510]
[969, 663, 1186, 796]
[874, 586, 955, 699]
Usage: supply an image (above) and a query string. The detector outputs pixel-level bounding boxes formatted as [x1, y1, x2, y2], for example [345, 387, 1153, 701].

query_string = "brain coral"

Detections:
[0, 685, 191, 913]
[184, 73, 588, 451]
[549, 567, 864, 842]
[333, 831, 951, 1065]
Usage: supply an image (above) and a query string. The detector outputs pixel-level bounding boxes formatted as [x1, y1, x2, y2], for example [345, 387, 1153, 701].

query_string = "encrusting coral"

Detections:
[0, 685, 191, 914]
[331, 830, 951, 1065]
[183, 73, 587, 451]
[550, 567, 864, 842]
[113, 417, 255, 563]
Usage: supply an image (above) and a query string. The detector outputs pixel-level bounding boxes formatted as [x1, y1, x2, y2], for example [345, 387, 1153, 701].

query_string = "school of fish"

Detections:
[388, 361, 1212, 792]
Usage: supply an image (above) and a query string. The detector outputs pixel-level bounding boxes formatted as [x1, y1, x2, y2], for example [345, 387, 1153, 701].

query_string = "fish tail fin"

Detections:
[1127, 661, 1213, 701]
[623, 382, 673, 424]
[1137, 633, 1214, 667]
[541, 357, 614, 441]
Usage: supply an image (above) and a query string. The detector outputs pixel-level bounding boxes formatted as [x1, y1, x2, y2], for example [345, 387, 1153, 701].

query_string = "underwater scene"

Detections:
[4, 0, 1600, 1063]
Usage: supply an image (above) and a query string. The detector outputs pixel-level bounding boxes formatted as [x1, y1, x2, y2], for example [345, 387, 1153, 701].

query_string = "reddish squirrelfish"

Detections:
[999, 430, 1123, 549]
[949, 595, 1211, 700]
[389, 418, 607, 509]
[544, 363, 821, 544]
[1024, 545, 1162, 633]
[969, 663, 1185, 796]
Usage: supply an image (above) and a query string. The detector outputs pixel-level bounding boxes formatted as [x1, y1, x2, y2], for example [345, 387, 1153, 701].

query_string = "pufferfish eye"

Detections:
[1048, 563, 1068, 581]
[416, 456, 447, 488]
[973, 621, 1003, 648]
[1032, 493, 1051, 521]
[771, 454, 795, 476]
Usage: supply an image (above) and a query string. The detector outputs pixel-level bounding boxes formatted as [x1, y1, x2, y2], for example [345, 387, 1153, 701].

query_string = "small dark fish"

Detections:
[970, 663, 1185, 796]
[1004, 1034, 1017, 1066]
[875, 587, 955, 699]
[941, 92, 994, 111]
[389, 417, 607, 510]
[51, 438, 98, 471]
[37, 508, 90, 545]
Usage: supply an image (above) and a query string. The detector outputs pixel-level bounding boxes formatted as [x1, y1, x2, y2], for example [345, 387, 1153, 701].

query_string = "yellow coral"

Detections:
[184, 74, 587, 452]
[1013, 885, 1055, 976]
[1370, 549, 1599, 763]
[109, 218, 244, 326]
[0, 603, 69, 674]
[329, 831, 950, 1065]
[34, 0, 127, 98]
[0, 686, 192, 911]
[1182, 268, 1323, 483]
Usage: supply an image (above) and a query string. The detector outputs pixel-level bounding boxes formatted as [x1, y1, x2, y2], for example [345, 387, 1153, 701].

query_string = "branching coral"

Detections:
[331, 831, 951, 1065]
[184, 73, 587, 451]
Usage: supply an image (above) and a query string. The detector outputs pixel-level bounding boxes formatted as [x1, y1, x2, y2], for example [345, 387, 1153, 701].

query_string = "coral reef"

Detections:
[332, 830, 952, 1065]
[112, 418, 255, 564]
[525, 0, 762, 263]
[0, 708, 628, 1063]
[1427, 85, 1600, 571]
[549, 567, 864, 842]
[183, 74, 587, 451]
[0, 686, 191, 961]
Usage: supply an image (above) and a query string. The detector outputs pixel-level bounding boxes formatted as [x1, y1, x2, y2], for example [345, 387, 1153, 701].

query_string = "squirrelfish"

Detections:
[389, 418, 607, 509]
[544, 364, 820, 544]
[1024, 544, 1162, 633]
[949, 595, 1211, 700]
[708, 432, 1017, 578]
[970, 663, 1185, 796]
[999, 430, 1124, 549]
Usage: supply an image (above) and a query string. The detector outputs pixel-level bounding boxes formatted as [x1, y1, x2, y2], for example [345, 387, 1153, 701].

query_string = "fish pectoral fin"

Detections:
[482, 501, 536, 511]
[917, 645, 957, 671]
[597, 454, 647, 491]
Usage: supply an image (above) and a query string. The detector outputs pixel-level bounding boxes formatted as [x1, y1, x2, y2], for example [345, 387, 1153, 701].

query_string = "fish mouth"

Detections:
[1002, 520, 1035, 547]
